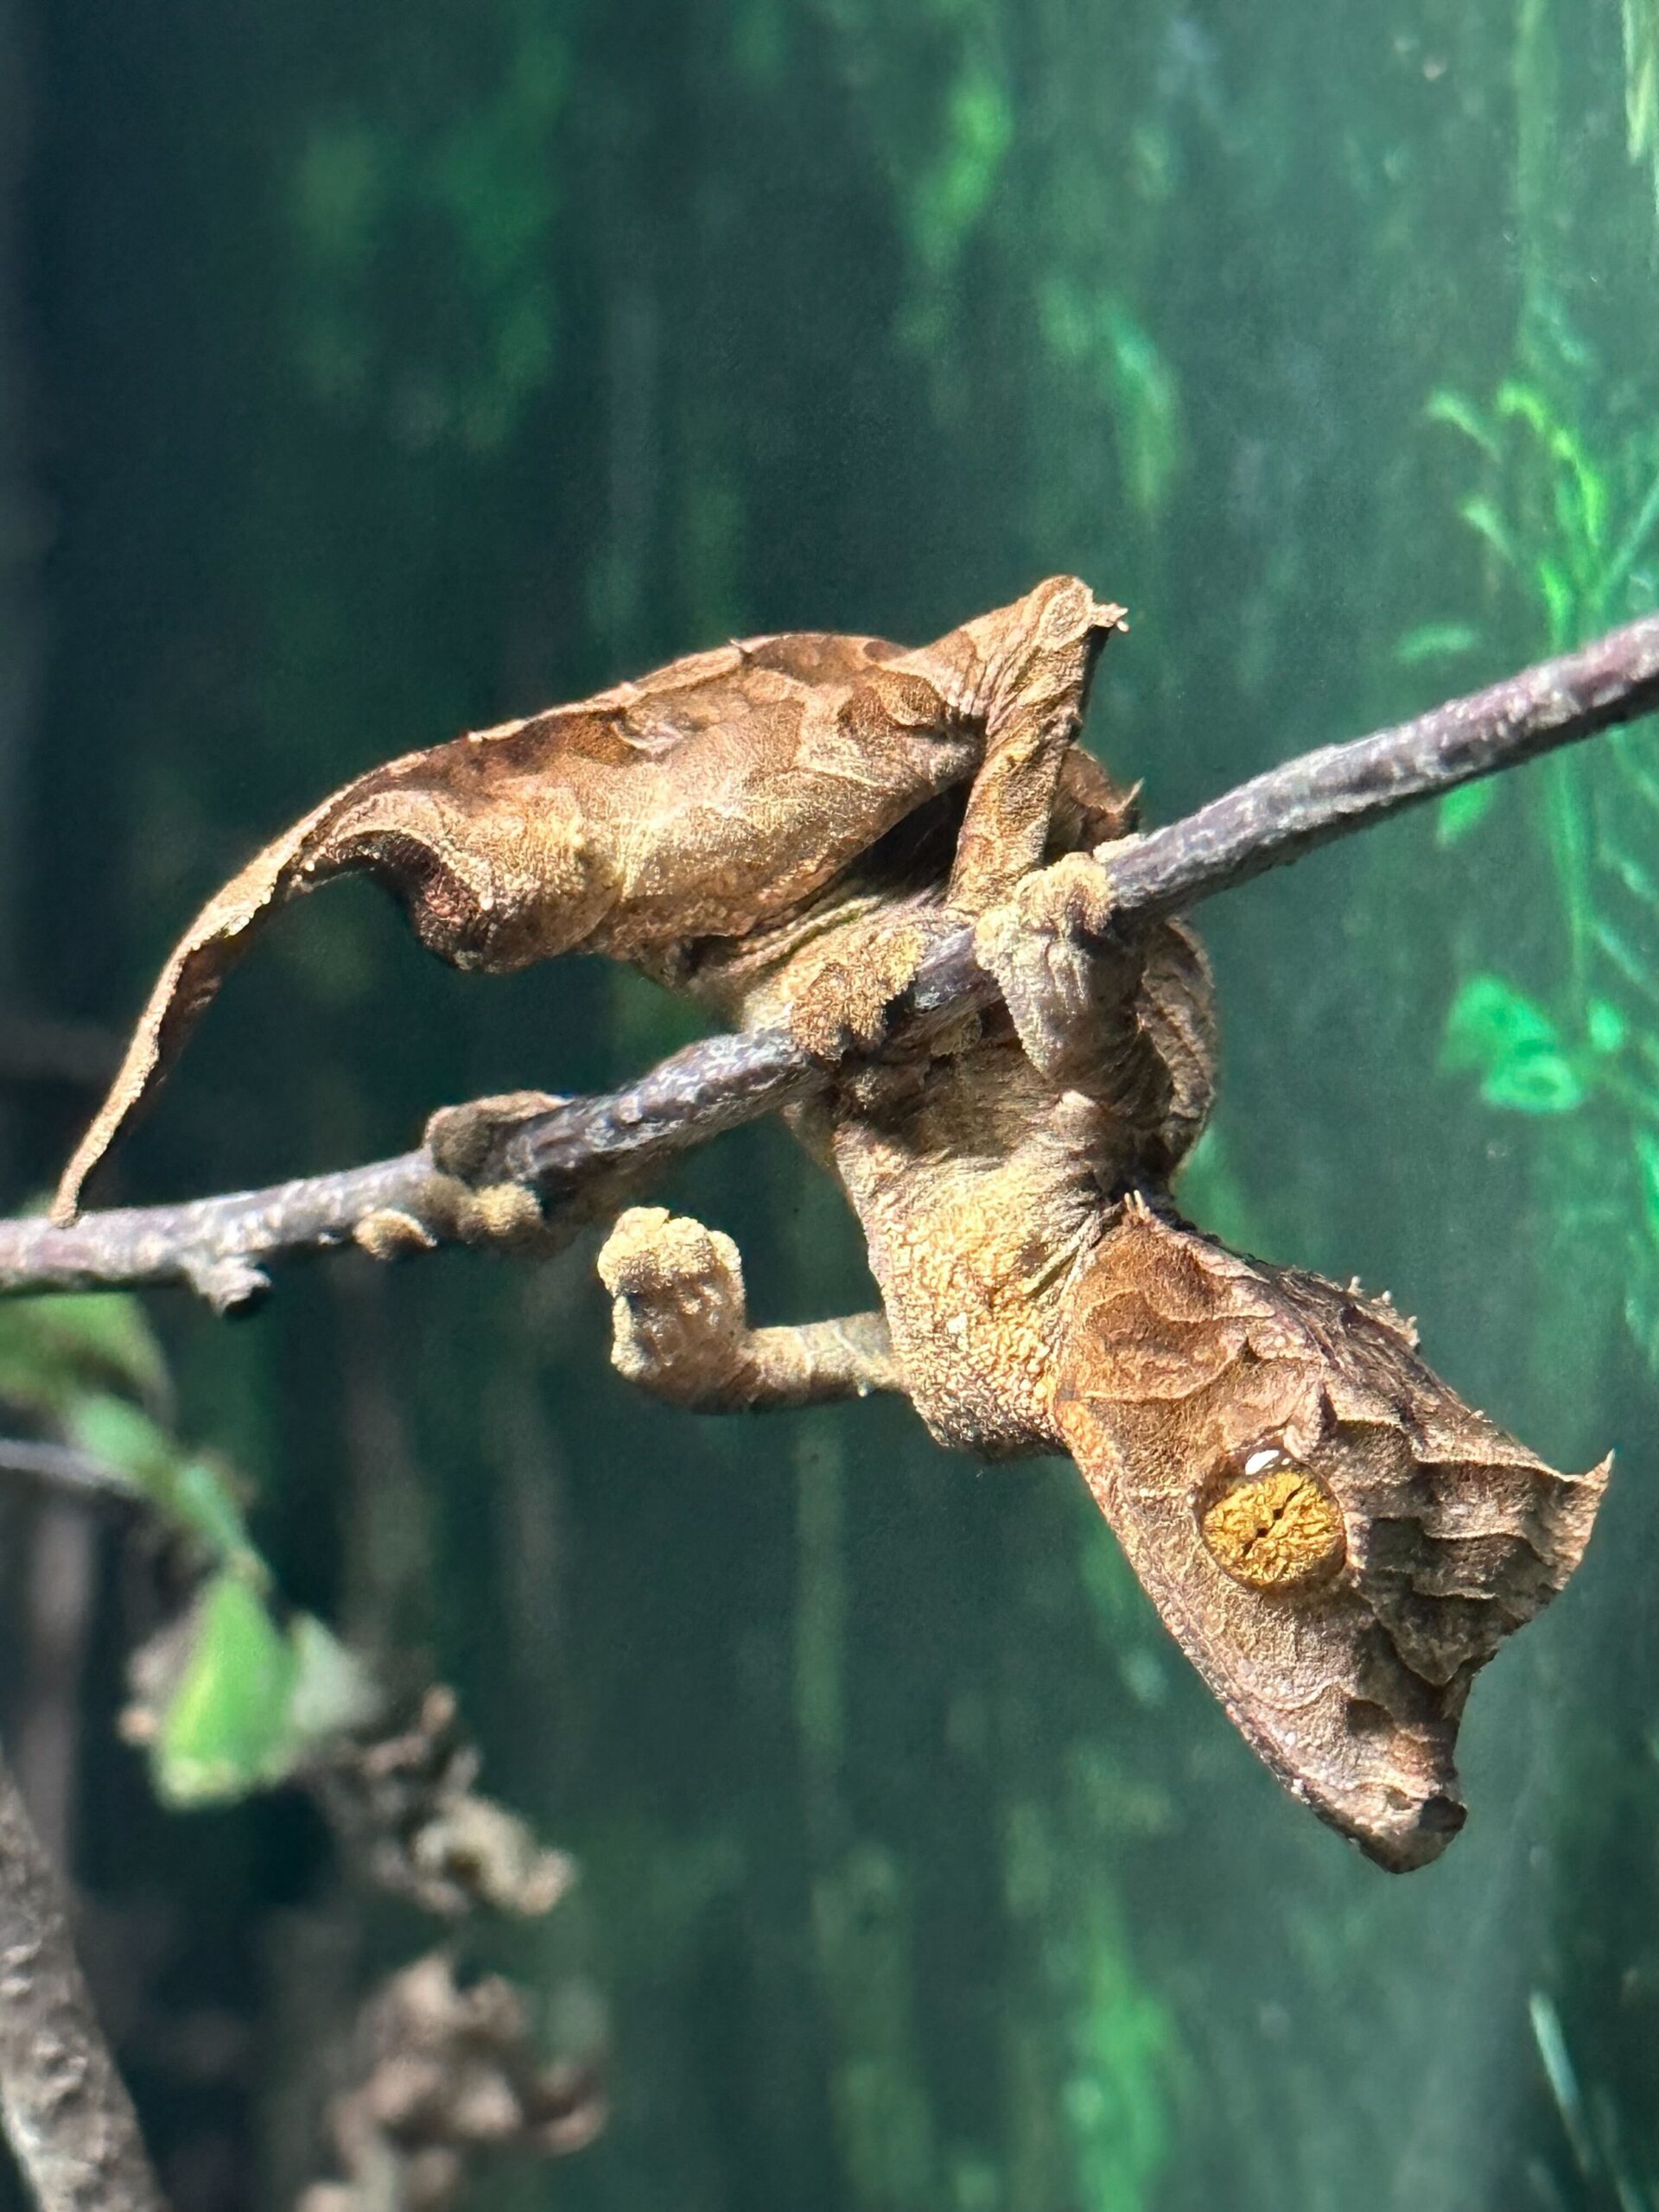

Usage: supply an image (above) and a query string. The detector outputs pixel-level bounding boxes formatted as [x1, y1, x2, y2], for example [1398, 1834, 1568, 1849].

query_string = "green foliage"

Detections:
[1001, 1776, 1182, 2212]
[1440, 974, 1588, 1114]
[1624, 0, 1659, 214]
[1423, 375, 1652, 654]
[1038, 282, 1184, 522]
[1, 1289, 375, 1806]
[1434, 777, 1499, 848]
[0, 1285, 170, 1420]
[906, 57, 1014, 283]
[156, 1571, 301, 1805]
[1423, 336, 1659, 1376]
[149, 1577, 372, 1808]
[804, 0, 1185, 545]
[287, 0, 566, 450]
[1064, 1890, 1179, 2212]
[1395, 620, 1481, 669]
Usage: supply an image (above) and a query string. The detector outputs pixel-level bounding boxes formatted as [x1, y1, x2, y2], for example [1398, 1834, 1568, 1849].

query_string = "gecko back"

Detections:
[54, 587, 1106, 1221]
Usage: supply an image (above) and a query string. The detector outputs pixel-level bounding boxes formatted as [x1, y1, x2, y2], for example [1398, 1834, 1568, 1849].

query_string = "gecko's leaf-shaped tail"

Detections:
[52, 726, 600, 1223]
[51, 789, 378, 1224]
[1054, 1198, 1609, 1871]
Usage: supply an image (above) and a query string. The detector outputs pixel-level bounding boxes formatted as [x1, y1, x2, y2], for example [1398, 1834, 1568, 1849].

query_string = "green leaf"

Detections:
[154, 1573, 297, 1807]
[1535, 556, 1578, 651]
[1426, 388, 1500, 458]
[1588, 999, 1630, 1055]
[1100, 302, 1183, 521]
[166, 1457, 258, 1564]
[0, 1292, 169, 1420]
[1459, 496, 1522, 572]
[1441, 974, 1586, 1114]
[1481, 1051, 1587, 1114]
[66, 1391, 175, 1486]
[1442, 974, 1564, 1071]
[287, 1616, 382, 1745]
[1637, 1130, 1659, 1253]
[907, 59, 1013, 278]
[35, 1293, 169, 1402]
[1396, 621, 1481, 667]
[1494, 378, 1556, 444]
[65, 1396, 254, 1564]
[1436, 779, 1498, 846]
[1548, 424, 1609, 562]
[145, 1584, 378, 1808]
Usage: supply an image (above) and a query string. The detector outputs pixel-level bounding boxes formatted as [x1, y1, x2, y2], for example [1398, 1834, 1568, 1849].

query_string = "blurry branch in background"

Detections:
[300, 1954, 603, 2212]
[0, 1433, 148, 1513]
[3, 608, 1659, 1308]
[306, 1685, 575, 1923]
[0, 1297, 594, 2209]
[0, 1738, 168, 2212]
[297, 1692, 602, 2210]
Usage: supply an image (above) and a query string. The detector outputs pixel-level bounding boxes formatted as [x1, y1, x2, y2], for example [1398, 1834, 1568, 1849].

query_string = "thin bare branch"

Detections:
[0, 1739, 168, 2212]
[3, 612, 1658, 1304]
[0, 1440, 143, 1514]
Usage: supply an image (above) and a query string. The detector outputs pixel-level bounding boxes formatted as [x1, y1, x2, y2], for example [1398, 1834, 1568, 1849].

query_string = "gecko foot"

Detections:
[353, 1090, 568, 1258]
[425, 1090, 564, 1184]
[780, 911, 964, 1061]
[596, 1207, 753, 1405]
[972, 850, 1132, 1084]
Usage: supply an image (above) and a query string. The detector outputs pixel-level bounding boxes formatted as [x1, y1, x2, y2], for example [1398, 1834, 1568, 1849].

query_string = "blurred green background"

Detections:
[3, 0, 1659, 2205]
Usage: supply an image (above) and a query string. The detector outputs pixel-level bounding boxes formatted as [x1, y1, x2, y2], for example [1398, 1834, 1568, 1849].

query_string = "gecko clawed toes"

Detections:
[596, 1207, 753, 1406]
[973, 851, 1128, 1083]
[425, 1091, 565, 1185]
[780, 917, 938, 1060]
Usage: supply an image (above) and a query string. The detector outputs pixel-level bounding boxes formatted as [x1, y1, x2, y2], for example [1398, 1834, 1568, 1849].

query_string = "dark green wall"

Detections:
[8, 2, 1659, 2206]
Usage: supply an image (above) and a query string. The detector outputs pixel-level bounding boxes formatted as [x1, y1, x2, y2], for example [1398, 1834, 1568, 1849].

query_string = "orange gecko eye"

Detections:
[1198, 1443, 1347, 1595]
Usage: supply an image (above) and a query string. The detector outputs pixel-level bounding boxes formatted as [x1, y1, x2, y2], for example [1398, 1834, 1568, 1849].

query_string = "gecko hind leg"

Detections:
[972, 850, 1216, 1167]
[940, 577, 1127, 913]
[597, 1207, 905, 1412]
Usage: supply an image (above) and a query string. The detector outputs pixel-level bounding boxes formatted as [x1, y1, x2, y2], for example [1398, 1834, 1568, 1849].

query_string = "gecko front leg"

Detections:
[355, 1090, 618, 1261]
[768, 580, 1129, 1062]
[596, 1207, 905, 1411]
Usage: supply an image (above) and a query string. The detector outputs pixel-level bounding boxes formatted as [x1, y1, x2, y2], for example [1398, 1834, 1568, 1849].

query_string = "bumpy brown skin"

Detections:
[604, 771, 1217, 1465]
[54, 576, 1124, 1222]
[60, 557, 1612, 1869]
[598, 767, 1611, 1874]
[1052, 1199, 1607, 1870]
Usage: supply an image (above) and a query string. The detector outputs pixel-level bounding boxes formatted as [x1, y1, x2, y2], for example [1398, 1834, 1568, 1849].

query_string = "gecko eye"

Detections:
[1198, 1441, 1347, 1595]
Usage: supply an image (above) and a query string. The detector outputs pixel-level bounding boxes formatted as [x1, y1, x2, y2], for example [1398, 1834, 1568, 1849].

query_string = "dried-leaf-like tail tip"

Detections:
[1370, 1789, 1468, 1874]
[50, 785, 363, 1223]
[1542, 1451, 1614, 1586]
